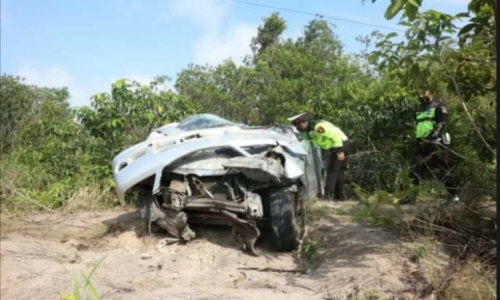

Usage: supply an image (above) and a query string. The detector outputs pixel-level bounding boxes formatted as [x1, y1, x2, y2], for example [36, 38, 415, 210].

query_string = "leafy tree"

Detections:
[76, 76, 196, 179]
[175, 61, 260, 124]
[361, 0, 496, 198]
[250, 12, 287, 55]
[0, 75, 83, 179]
[0, 75, 34, 154]
[363, 0, 496, 27]
[0, 75, 89, 210]
[176, 17, 369, 127]
[174, 14, 418, 192]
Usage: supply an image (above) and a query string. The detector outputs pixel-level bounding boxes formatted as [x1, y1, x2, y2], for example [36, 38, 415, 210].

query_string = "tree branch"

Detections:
[441, 57, 495, 155]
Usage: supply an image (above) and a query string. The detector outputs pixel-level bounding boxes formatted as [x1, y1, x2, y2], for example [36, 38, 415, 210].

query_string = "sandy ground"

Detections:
[1, 201, 428, 300]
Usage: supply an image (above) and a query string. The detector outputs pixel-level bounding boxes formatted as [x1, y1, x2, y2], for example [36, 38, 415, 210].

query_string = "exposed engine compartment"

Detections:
[144, 146, 297, 255]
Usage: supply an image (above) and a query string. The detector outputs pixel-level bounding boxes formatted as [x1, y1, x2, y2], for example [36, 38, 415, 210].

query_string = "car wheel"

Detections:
[269, 190, 298, 251]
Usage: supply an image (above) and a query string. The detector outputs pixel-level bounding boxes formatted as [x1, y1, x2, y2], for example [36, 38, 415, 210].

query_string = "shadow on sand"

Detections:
[99, 209, 283, 258]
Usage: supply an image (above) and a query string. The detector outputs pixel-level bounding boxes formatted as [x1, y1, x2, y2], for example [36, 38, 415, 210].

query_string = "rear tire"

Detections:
[269, 190, 297, 251]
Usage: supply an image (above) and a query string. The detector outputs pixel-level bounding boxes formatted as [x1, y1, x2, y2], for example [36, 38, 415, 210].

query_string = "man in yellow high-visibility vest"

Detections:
[288, 112, 350, 201]
[409, 87, 459, 203]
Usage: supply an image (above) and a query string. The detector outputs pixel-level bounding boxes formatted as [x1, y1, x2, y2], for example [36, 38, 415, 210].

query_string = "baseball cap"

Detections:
[287, 112, 308, 124]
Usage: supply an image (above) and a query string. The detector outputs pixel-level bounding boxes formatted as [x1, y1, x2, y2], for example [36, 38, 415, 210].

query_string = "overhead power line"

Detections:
[231, 0, 406, 33]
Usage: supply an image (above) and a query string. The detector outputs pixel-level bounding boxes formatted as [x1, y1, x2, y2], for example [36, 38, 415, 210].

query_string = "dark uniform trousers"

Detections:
[325, 140, 350, 200]
[409, 140, 457, 196]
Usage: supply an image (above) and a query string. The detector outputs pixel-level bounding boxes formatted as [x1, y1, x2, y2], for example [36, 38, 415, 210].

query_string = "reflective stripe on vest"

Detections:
[415, 107, 436, 138]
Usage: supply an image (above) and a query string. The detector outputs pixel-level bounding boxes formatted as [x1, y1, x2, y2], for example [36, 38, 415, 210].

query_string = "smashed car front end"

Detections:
[111, 115, 323, 254]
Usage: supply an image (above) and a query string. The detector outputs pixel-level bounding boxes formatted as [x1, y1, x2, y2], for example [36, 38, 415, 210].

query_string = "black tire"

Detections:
[269, 190, 297, 251]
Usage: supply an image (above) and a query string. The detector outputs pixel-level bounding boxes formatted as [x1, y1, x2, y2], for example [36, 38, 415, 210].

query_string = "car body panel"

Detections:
[111, 114, 324, 254]
[113, 134, 311, 204]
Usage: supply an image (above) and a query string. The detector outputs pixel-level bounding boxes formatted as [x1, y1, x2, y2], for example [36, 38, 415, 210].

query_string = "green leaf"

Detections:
[386, 32, 399, 39]
[409, 63, 420, 77]
[113, 79, 127, 89]
[454, 12, 470, 19]
[405, 0, 420, 19]
[384, 0, 406, 20]
[458, 23, 477, 36]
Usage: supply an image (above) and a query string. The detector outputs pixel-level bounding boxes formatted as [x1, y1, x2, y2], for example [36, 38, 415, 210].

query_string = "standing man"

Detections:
[409, 87, 459, 203]
[288, 112, 350, 201]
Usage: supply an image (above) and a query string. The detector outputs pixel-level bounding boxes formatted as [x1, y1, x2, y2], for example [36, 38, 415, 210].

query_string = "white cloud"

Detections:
[17, 66, 73, 88]
[15, 66, 92, 107]
[14, 68, 178, 108]
[194, 24, 256, 65]
[166, 0, 256, 66]
[166, 0, 231, 31]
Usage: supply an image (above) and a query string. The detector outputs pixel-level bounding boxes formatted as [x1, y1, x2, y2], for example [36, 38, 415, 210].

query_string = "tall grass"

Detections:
[351, 182, 496, 299]
[0, 157, 116, 213]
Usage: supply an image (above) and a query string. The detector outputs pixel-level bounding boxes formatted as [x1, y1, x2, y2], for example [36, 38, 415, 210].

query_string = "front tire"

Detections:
[269, 190, 298, 251]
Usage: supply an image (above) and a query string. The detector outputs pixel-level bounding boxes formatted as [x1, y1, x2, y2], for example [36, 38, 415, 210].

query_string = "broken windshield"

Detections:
[177, 114, 235, 131]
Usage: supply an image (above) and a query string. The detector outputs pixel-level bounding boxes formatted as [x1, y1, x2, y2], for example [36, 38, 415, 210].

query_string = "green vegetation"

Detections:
[0, 75, 194, 211]
[301, 237, 325, 263]
[0, 0, 495, 296]
[60, 255, 107, 300]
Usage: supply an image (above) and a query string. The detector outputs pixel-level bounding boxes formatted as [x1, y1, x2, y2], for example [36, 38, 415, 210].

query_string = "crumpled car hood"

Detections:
[112, 125, 311, 205]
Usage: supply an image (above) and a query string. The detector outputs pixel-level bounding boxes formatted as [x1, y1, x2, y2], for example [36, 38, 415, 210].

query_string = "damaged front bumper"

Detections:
[112, 125, 320, 255]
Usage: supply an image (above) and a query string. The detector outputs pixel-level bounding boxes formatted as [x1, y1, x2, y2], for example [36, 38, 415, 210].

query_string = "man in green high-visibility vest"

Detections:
[288, 112, 350, 201]
[408, 87, 459, 203]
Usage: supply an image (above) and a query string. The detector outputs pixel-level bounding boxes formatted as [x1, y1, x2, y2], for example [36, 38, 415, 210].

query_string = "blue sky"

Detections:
[1, 0, 469, 107]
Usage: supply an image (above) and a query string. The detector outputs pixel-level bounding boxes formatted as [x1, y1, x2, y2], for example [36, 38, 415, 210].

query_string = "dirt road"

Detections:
[1, 201, 428, 300]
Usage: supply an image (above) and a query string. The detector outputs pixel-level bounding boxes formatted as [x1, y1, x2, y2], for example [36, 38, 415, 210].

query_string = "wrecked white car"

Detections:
[112, 114, 323, 255]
